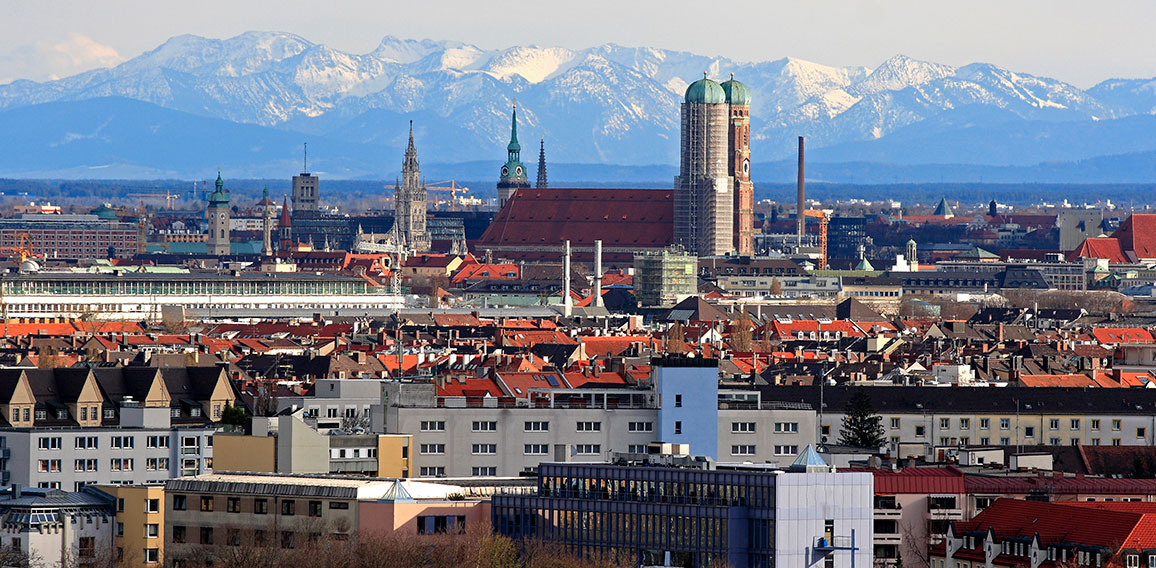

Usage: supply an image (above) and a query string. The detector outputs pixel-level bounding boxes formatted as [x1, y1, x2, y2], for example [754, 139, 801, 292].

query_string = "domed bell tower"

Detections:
[722, 74, 753, 256]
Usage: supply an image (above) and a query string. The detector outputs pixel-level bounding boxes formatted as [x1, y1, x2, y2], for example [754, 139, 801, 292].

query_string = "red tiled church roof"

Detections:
[1067, 237, 1127, 263]
[1111, 213, 1156, 261]
[476, 188, 673, 262]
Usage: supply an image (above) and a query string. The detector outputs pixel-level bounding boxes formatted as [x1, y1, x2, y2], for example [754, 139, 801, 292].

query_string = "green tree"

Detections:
[839, 388, 886, 449]
[220, 403, 249, 430]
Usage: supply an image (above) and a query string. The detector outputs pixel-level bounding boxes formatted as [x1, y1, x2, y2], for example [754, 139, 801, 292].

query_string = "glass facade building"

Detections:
[493, 462, 777, 568]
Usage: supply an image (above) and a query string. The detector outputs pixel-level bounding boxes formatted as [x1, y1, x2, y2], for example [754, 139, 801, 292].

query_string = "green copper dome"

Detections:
[90, 203, 117, 220]
[684, 75, 726, 104]
[720, 76, 751, 106]
[208, 172, 230, 207]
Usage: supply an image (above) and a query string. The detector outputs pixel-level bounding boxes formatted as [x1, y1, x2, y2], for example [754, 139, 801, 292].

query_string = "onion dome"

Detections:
[684, 73, 726, 104]
[720, 74, 751, 106]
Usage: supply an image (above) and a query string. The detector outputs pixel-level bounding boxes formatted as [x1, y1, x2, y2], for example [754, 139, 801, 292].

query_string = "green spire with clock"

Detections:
[497, 99, 530, 207]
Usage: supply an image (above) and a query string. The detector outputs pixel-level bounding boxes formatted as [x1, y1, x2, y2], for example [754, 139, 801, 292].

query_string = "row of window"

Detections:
[730, 445, 798, 456]
[893, 417, 1130, 432]
[728, 422, 799, 433]
[172, 494, 345, 516]
[171, 526, 340, 549]
[42, 457, 176, 473]
[38, 435, 208, 450]
[419, 420, 612, 432]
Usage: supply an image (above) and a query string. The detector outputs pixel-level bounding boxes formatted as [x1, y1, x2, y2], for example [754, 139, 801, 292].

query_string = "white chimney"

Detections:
[593, 240, 604, 308]
[563, 240, 573, 317]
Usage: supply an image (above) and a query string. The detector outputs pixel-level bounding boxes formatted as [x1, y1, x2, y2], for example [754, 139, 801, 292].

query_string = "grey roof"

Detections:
[165, 478, 361, 499]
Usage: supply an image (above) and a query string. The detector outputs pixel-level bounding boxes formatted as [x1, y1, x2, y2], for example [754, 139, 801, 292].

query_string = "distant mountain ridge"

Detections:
[3, 31, 1156, 180]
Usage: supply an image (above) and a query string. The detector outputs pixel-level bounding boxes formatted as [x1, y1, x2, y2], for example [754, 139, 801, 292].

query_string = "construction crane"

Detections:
[425, 180, 474, 211]
[126, 190, 178, 210]
[803, 209, 829, 270]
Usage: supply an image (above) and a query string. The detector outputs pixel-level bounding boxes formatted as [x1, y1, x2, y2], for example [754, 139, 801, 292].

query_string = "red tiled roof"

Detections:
[963, 499, 1149, 549]
[451, 263, 520, 285]
[497, 371, 570, 398]
[476, 188, 673, 253]
[1017, 374, 1098, 388]
[1093, 327, 1154, 344]
[1112, 213, 1156, 260]
[965, 474, 1156, 496]
[1067, 237, 1127, 263]
[871, 467, 965, 495]
[436, 377, 504, 398]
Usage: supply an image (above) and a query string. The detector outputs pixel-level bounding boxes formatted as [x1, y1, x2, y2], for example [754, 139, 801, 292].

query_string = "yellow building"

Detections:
[213, 420, 412, 478]
[98, 484, 165, 566]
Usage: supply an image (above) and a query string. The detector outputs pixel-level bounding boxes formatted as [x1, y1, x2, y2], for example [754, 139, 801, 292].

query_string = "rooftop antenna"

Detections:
[303, 142, 308, 174]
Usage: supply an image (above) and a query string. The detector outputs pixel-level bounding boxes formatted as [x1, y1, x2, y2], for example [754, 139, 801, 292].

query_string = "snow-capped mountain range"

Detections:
[3, 31, 1156, 179]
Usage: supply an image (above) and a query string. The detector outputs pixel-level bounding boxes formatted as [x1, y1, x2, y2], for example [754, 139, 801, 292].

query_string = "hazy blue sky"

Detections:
[3, 0, 1154, 87]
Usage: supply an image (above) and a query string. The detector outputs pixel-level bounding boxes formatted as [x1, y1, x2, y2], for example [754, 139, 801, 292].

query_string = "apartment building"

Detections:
[163, 473, 498, 565]
[0, 366, 232, 489]
[98, 484, 166, 566]
[0, 485, 116, 567]
[759, 386, 1156, 456]
[3, 405, 216, 489]
[493, 454, 874, 568]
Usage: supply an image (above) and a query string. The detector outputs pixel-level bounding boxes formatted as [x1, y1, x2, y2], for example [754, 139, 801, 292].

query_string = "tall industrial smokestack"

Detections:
[797, 136, 805, 244]
[593, 240, 603, 308]
[563, 240, 573, 317]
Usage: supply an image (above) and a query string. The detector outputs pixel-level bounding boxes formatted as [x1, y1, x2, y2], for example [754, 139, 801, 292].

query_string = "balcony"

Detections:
[815, 535, 857, 553]
[180, 447, 200, 455]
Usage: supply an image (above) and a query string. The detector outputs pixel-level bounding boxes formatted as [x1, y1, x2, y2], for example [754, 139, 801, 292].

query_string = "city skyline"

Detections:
[3, 0, 1156, 88]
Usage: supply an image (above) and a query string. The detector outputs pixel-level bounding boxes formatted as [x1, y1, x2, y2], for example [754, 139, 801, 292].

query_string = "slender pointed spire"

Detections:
[508, 101, 520, 151]
[407, 120, 415, 151]
[536, 138, 548, 189]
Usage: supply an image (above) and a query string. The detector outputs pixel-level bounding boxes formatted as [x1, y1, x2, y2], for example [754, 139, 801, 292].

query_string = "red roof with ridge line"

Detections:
[476, 188, 673, 250]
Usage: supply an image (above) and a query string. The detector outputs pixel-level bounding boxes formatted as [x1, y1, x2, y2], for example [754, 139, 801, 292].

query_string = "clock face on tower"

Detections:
[501, 166, 509, 176]
[742, 159, 750, 176]
[515, 166, 523, 176]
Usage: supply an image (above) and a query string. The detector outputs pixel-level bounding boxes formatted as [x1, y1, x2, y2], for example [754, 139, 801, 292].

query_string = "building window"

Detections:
[574, 444, 601, 455]
[309, 501, 322, 517]
[171, 525, 186, 543]
[915, 426, 926, 437]
[281, 531, 295, 549]
[890, 418, 901, 429]
[1114, 420, 1122, 431]
[675, 394, 682, 407]
[420, 466, 446, 477]
[281, 500, 295, 516]
[1071, 419, 1081, 430]
[524, 421, 549, 432]
[471, 466, 497, 476]
[774, 445, 799, 455]
[472, 444, 497, 455]
[228, 528, 241, 547]
[145, 524, 159, 538]
[940, 418, 950, 429]
[1024, 426, 1035, 438]
[628, 422, 653, 432]
[1000, 418, 1010, 430]
[144, 548, 158, 564]
[980, 418, 990, 430]
[200, 496, 213, 512]
[172, 495, 186, 511]
[774, 422, 798, 433]
[731, 445, 756, 456]
[1091, 419, 1101, 431]
[576, 421, 601, 432]
[471, 421, 497, 432]
[420, 421, 445, 432]
[254, 499, 268, 515]
[1050, 418, 1060, 430]
[524, 444, 549, 455]
[674, 421, 682, 435]
[227, 497, 240, 513]
[960, 418, 970, 429]
[420, 444, 445, 455]
[146, 498, 160, 513]
[200, 527, 213, 545]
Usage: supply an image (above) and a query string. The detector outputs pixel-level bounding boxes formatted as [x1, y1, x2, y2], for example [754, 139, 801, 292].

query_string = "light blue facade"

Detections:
[654, 357, 719, 459]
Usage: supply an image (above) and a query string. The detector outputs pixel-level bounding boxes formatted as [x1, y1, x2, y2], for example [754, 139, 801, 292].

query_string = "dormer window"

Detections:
[56, 409, 67, 420]
[35, 409, 46, 421]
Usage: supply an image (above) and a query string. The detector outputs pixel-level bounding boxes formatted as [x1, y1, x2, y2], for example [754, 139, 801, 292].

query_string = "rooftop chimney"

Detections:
[593, 240, 604, 309]
[797, 136, 805, 244]
[563, 240, 573, 317]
